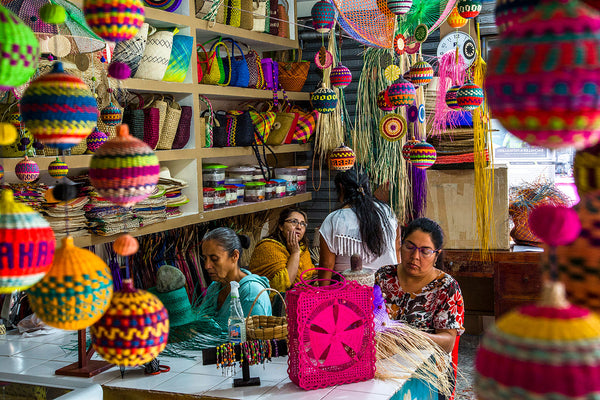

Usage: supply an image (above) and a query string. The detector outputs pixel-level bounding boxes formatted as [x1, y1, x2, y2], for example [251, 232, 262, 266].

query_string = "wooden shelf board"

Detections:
[195, 20, 298, 51]
[156, 149, 198, 162]
[197, 85, 309, 101]
[199, 143, 311, 158]
[124, 79, 199, 94]
[144, 8, 196, 28]
[1, 154, 92, 171]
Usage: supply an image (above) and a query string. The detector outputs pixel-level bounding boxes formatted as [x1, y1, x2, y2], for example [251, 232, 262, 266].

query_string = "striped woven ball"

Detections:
[386, 0, 412, 15]
[86, 127, 108, 153]
[48, 157, 68, 178]
[409, 60, 434, 87]
[28, 236, 113, 330]
[311, 87, 338, 114]
[331, 64, 352, 88]
[83, 0, 145, 42]
[457, 81, 484, 111]
[448, 6, 467, 28]
[89, 124, 160, 208]
[0, 189, 55, 294]
[486, 0, 600, 149]
[100, 102, 122, 127]
[329, 144, 356, 171]
[91, 279, 169, 367]
[445, 85, 462, 110]
[377, 90, 396, 111]
[402, 138, 420, 161]
[20, 62, 98, 150]
[311, 0, 335, 34]
[457, 0, 482, 19]
[0, 5, 39, 91]
[410, 141, 436, 169]
[494, 0, 539, 34]
[475, 282, 600, 400]
[387, 78, 416, 107]
[15, 156, 39, 182]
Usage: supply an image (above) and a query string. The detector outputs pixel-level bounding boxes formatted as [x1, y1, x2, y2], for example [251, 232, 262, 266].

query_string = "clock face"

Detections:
[436, 31, 477, 68]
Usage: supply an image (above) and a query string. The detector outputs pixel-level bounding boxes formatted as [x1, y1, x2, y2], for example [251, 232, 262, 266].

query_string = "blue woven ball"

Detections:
[311, 0, 335, 33]
[311, 87, 338, 114]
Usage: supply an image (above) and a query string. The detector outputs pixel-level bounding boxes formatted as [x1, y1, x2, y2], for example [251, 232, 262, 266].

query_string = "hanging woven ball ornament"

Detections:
[20, 62, 97, 150]
[329, 144, 356, 171]
[108, 61, 131, 80]
[0, 123, 17, 145]
[311, 0, 335, 34]
[386, 0, 412, 15]
[40, 3, 66, 24]
[387, 78, 416, 107]
[0, 6, 39, 91]
[15, 156, 39, 182]
[475, 281, 600, 400]
[29, 236, 113, 330]
[113, 234, 139, 256]
[86, 127, 108, 153]
[487, 0, 600, 150]
[457, 0, 482, 19]
[311, 86, 338, 114]
[331, 64, 352, 88]
[529, 204, 581, 247]
[100, 102, 122, 127]
[377, 90, 396, 112]
[91, 278, 169, 367]
[410, 141, 436, 169]
[53, 182, 78, 202]
[494, 0, 539, 34]
[83, 0, 145, 42]
[384, 64, 401, 82]
[448, 6, 468, 28]
[445, 85, 462, 110]
[379, 113, 407, 142]
[89, 124, 160, 208]
[393, 33, 405, 55]
[408, 60, 434, 87]
[48, 157, 68, 179]
[0, 189, 55, 294]
[402, 139, 420, 161]
[0, 165, 3, 180]
[457, 81, 484, 111]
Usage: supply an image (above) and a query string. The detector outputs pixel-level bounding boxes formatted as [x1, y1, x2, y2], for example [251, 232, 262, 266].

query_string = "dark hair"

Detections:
[202, 227, 250, 266]
[268, 207, 309, 248]
[402, 218, 445, 267]
[335, 168, 394, 258]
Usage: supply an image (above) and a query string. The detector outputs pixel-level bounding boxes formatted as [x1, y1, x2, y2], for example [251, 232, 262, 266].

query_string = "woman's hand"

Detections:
[286, 230, 301, 255]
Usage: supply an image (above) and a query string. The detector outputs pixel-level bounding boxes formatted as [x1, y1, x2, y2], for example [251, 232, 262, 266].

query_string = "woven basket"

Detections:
[278, 50, 309, 92]
[246, 287, 288, 340]
[157, 100, 182, 149]
[171, 105, 192, 149]
[134, 30, 174, 81]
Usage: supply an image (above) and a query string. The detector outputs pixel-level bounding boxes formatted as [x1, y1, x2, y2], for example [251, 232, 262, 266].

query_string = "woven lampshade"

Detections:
[83, 0, 145, 42]
[410, 141, 437, 169]
[0, 5, 39, 90]
[402, 138, 420, 161]
[447, 6, 467, 28]
[311, 86, 338, 114]
[28, 236, 113, 330]
[15, 156, 40, 182]
[331, 64, 352, 88]
[329, 144, 356, 171]
[89, 124, 160, 208]
[311, 0, 335, 33]
[91, 279, 169, 367]
[387, 78, 416, 107]
[48, 157, 68, 178]
[86, 126, 108, 153]
[0, 189, 55, 293]
[408, 60, 433, 87]
[457, 0, 481, 19]
[494, 0, 539, 34]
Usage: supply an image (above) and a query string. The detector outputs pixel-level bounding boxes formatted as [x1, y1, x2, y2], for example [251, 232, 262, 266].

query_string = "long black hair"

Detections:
[267, 207, 309, 248]
[335, 168, 394, 258]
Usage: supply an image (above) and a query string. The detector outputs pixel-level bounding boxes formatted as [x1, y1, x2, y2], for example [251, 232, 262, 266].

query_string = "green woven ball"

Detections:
[40, 4, 66, 24]
[0, 5, 39, 90]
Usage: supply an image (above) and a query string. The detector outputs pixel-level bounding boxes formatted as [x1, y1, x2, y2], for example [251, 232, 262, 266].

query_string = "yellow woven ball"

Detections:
[0, 123, 17, 145]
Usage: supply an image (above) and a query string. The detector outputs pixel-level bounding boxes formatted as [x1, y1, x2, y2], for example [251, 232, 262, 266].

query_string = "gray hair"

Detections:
[202, 227, 250, 264]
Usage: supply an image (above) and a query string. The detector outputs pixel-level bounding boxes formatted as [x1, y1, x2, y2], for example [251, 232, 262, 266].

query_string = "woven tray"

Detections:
[246, 287, 287, 340]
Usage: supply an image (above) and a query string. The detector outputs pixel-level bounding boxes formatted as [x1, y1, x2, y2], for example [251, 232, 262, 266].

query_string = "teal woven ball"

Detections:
[48, 157, 68, 178]
[410, 141, 437, 169]
[311, 0, 335, 33]
[311, 87, 338, 114]
[0, 5, 39, 90]
[100, 102, 122, 127]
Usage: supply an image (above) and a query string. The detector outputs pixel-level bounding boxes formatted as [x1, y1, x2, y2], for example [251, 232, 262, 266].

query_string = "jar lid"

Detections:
[203, 187, 215, 192]
[272, 179, 286, 183]
[223, 185, 237, 189]
[214, 187, 227, 191]
[245, 181, 266, 187]
[203, 164, 228, 170]
[227, 166, 255, 172]
[290, 166, 310, 170]
[267, 180, 278, 184]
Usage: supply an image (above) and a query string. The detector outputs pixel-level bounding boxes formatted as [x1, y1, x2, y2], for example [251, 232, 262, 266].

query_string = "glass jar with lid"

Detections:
[203, 164, 228, 188]
[244, 182, 266, 202]
[203, 188, 215, 211]
[213, 187, 227, 209]
[226, 166, 255, 183]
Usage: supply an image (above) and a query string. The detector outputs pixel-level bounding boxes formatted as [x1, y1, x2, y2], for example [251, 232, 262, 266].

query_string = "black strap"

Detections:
[251, 113, 277, 181]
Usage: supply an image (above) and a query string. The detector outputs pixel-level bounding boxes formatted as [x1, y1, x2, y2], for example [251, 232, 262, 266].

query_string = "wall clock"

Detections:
[436, 31, 477, 68]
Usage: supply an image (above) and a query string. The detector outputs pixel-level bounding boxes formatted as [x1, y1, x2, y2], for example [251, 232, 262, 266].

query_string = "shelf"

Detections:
[1, 154, 92, 171]
[124, 79, 199, 95]
[198, 85, 310, 101]
[199, 143, 311, 158]
[195, 19, 298, 51]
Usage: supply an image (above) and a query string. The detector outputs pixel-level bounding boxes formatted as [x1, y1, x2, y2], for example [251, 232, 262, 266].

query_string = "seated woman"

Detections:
[248, 208, 315, 294]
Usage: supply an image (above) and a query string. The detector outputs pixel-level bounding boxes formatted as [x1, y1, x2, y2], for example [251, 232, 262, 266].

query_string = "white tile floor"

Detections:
[0, 330, 411, 399]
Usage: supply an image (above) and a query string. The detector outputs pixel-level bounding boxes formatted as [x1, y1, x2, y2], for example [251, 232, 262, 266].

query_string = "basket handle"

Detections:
[297, 267, 347, 289]
[246, 287, 286, 320]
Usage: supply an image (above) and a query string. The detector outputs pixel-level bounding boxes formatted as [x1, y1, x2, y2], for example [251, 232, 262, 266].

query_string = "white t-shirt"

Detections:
[319, 204, 398, 273]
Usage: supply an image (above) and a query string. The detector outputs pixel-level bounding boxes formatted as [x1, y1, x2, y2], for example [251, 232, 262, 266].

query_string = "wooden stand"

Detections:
[55, 329, 113, 378]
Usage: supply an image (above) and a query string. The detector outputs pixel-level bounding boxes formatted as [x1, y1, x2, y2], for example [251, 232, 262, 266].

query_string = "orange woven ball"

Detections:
[113, 234, 139, 256]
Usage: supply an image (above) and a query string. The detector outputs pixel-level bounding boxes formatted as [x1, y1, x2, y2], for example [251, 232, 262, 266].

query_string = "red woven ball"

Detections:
[529, 204, 581, 246]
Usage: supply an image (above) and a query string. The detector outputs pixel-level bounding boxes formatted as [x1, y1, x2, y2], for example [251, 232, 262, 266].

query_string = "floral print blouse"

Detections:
[375, 265, 465, 335]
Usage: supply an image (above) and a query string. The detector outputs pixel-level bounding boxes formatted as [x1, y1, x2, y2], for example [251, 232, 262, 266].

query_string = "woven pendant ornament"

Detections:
[457, 81, 483, 111]
[0, 5, 39, 91]
[487, 0, 600, 150]
[409, 60, 434, 87]
[405, 40, 420, 55]
[377, 90, 396, 111]
[40, 4, 66, 24]
[89, 124, 160, 208]
[100, 102, 122, 127]
[494, 0, 539, 34]
[384, 65, 401, 82]
[393, 34, 405, 55]
[475, 281, 600, 400]
[529, 205, 581, 247]
[329, 144, 356, 170]
[311, 0, 335, 34]
[387, 78, 416, 107]
[108, 61, 131, 80]
[402, 138, 420, 161]
[457, 0, 482, 19]
[447, 6, 467, 28]
[315, 46, 333, 70]
[311, 86, 338, 114]
[48, 157, 68, 179]
[418, 104, 426, 123]
[410, 141, 436, 169]
[20, 62, 97, 150]
[83, 0, 145, 42]
[91, 278, 169, 367]
[379, 113, 407, 142]
[407, 105, 418, 122]
[0, 189, 55, 294]
[445, 85, 462, 110]
[86, 127, 108, 153]
[386, 0, 412, 15]
[28, 236, 113, 330]
[15, 156, 39, 182]
[331, 64, 352, 88]
[414, 23, 428, 43]
[0, 123, 17, 145]
[113, 234, 139, 256]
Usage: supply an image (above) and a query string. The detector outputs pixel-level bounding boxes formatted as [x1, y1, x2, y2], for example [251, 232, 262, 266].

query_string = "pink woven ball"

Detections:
[529, 205, 581, 247]
[87, 127, 108, 153]
[15, 156, 39, 182]
[409, 141, 437, 169]
[486, 0, 600, 150]
[408, 60, 434, 87]
[100, 102, 122, 127]
[457, 81, 484, 111]
[83, 0, 145, 42]
[108, 61, 131, 80]
[387, 78, 416, 107]
[331, 64, 352, 88]
[494, 0, 540, 34]
[402, 139, 420, 161]
[445, 85, 462, 110]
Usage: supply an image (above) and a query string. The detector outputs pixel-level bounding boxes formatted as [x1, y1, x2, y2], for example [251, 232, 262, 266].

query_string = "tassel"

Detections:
[410, 164, 428, 219]
[430, 51, 467, 137]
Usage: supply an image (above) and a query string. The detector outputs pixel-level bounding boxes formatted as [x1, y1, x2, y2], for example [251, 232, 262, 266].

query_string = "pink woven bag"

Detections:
[286, 268, 376, 390]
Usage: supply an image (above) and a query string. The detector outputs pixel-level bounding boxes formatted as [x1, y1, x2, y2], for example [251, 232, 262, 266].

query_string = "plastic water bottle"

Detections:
[228, 281, 246, 344]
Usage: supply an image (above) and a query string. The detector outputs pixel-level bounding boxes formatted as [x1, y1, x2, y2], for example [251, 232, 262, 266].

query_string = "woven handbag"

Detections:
[249, 109, 275, 143]
[278, 50, 310, 92]
[199, 95, 214, 147]
[144, 0, 182, 12]
[122, 93, 146, 141]
[200, 40, 231, 86]
[157, 99, 182, 149]
[171, 105, 192, 149]
[269, 0, 279, 35]
[196, 43, 214, 83]
[251, 0, 268, 32]
[277, 0, 289, 38]
[244, 49, 265, 89]
[134, 29, 174, 81]
[213, 111, 228, 147]
[163, 35, 194, 83]
[240, 0, 254, 30]
[142, 98, 161, 149]
[261, 58, 279, 90]
[225, 110, 255, 147]
[222, 39, 249, 88]
[246, 288, 288, 340]
[112, 23, 154, 77]
[224, 0, 241, 27]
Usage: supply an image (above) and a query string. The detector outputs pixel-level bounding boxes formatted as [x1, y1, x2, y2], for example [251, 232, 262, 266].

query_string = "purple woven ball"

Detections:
[100, 102, 122, 127]
[457, 81, 484, 111]
[387, 78, 416, 107]
[311, 0, 335, 33]
[108, 61, 131, 80]
[331, 64, 352, 88]
[87, 127, 108, 153]
[15, 156, 40, 182]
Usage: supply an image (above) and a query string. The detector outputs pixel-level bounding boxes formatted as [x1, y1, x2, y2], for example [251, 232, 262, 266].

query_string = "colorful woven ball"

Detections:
[475, 282, 600, 400]
[448, 6, 468, 28]
[91, 279, 169, 367]
[457, 0, 482, 19]
[402, 139, 420, 161]
[20, 62, 98, 150]
[386, 0, 412, 15]
[0, 5, 39, 91]
[86, 127, 108, 153]
[311, 86, 338, 114]
[445, 85, 462, 110]
[377, 90, 396, 111]
[329, 144, 356, 171]
[113, 234, 139, 256]
[331, 64, 352, 88]
[311, 0, 335, 34]
[48, 157, 68, 179]
[387, 78, 416, 107]
[494, 0, 539, 34]
[457, 81, 484, 111]
[380, 113, 407, 142]
[100, 102, 122, 127]
[0, 165, 3, 180]
[486, 0, 600, 150]
[83, 0, 145, 42]
[529, 205, 581, 247]
[40, 3, 66, 24]
[410, 141, 437, 169]
[15, 156, 39, 182]
[408, 60, 434, 87]
[0, 123, 17, 145]
[28, 236, 113, 330]
[0, 189, 55, 294]
[89, 124, 160, 208]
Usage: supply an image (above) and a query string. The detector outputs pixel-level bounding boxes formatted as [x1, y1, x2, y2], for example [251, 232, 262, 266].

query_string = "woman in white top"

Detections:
[319, 168, 399, 282]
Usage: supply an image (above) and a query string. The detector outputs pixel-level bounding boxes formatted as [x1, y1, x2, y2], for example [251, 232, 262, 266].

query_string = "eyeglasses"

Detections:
[401, 241, 439, 257]
[285, 218, 308, 228]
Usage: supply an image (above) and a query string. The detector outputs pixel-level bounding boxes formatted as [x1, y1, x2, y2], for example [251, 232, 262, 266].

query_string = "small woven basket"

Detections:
[246, 287, 288, 340]
[156, 100, 181, 149]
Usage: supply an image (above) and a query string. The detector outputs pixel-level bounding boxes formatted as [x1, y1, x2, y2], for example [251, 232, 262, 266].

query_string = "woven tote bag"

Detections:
[157, 99, 182, 149]
[200, 41, 231, 86]
[163, 35, 194, 83]
[171, 105, 192, 149]
[199, 95, 214, 147]
[112, 23, 154, 77]
[278, 50, 310, 92]
[223, 39, 249, 88]
[122, 93, 146, 141]
[142, 97, 162, 149]
[251, 0, 268, 32]
[240, 0, 254, 30]
[134, 30, 174, 81]
[244, 49, 264, 89]
[224, 0, 241, 27]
